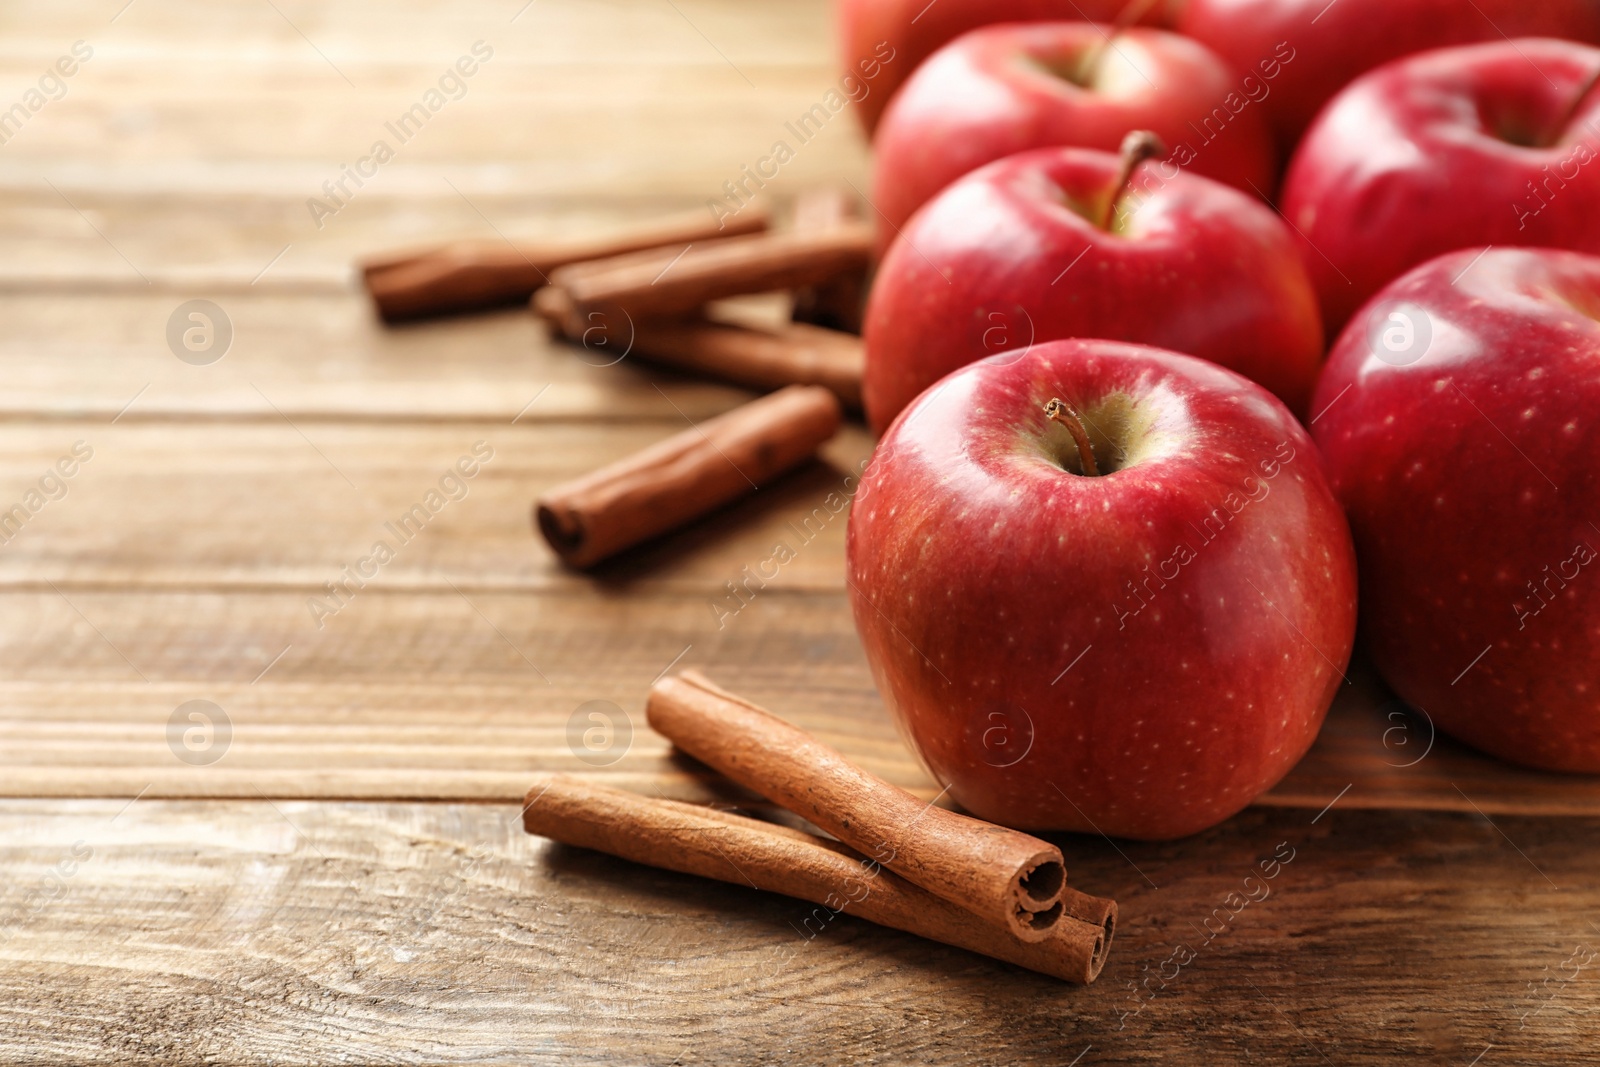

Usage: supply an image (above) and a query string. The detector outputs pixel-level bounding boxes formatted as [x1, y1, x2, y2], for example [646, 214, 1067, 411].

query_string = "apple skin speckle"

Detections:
[1310, 247, 1600, 772]
[1280, 38, 1600, 333]
[847, 339, 1357, 840]
[861, 133, 1322, 435]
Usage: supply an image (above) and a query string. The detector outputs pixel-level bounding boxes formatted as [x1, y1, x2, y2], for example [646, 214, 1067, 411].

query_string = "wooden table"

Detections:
[2, 3, 1596, 1062]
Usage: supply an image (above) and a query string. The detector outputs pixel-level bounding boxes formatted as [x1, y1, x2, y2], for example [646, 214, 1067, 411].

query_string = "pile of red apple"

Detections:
[840, 0, 1600, 839]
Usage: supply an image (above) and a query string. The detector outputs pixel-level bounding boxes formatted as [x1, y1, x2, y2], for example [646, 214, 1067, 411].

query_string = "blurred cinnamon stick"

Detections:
[550, 223, 874, 324]
[646, 670, 1069, 943]
[523, 775, 1112, 983]
[533, 286, 862, 407]
[534, 385, 841, 568]
[626, 319, 863, 408]
[790, 187, 867, 334]
[361, 206, 770, 322]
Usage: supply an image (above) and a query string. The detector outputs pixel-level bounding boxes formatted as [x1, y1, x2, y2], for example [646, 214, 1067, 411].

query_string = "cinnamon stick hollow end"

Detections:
[534, 384, 842, 568]
[534, 502, 587, 562]
[1052, 916, 1110, 985]
[1061, 886, 1118, 977]
[530, 283, 571, 333]
[646, 670, 1069, 943]
[1011, 848, 1068, 936]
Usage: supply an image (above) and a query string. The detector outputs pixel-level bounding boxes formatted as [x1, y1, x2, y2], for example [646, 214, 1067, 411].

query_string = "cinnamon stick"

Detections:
[790, 187, 867, 335]
[646, 671, 1068, 943]
[1062, 886, 1118, 951]
[550, 223, 874, 324]
[523, 776, 1111, 983]
[362, 206, 770, 322]
[626, 319, 863, 408]
[531, 283, 581, 335]
[535, 385, 842, 568]
[656, 796, 1103, 959]
[532, 285, 862, 408]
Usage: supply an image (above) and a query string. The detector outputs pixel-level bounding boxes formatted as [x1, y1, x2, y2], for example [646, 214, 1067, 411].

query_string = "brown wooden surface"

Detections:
[1, 2, 1597, 1063]
[4, 799, 1598, 1065]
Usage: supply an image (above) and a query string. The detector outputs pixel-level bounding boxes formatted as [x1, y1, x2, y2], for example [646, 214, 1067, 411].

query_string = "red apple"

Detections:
[863, 140, 1323, 434]
[1310, 247, 1600, 772]
[837, 0, 1171, 136]
[1281, 37, 1600, 335]
[870, 22, 1277, 242]
[1177, 0, 1600, 151]
[848, 338, 1357, 839]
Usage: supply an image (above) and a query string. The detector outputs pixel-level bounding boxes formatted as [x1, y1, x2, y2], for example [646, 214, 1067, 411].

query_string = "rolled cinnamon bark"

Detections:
[531, 283, 579, 335]
[657, 797, 1111, 952]
[532, 286, 862, 409]
[550, 223, 874, 324]
[790, 187, 867, 335]
[523, 776, 1110, 983]
[646, 671, 1068, 942]
[535, 385, 842, 568]
[655, 799, 1115, 953]
[362, 206, 770, 322]
[625, 319, 863, 408]
[1062, 886, 1118, 956]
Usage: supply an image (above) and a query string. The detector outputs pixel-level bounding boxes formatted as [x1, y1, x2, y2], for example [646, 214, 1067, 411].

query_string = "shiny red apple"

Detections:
[848, 339, 1358, 839]
[1310, 247, 1600, 772]
[1281, 37, 1600, 335]
[837, 0, 1170, 136]
[863, 140, 1323, 434]
[870, 22, 1276, 242]
[1177, 0, 1600, 151]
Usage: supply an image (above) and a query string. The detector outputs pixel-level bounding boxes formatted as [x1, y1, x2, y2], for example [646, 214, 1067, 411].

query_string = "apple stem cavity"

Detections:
[1044, 397, 1101, 476]
[1100, 130, 1166, 231]
[1075, 0, 1161, 85]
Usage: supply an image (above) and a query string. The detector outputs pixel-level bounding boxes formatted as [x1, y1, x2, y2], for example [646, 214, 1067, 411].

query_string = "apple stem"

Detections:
[1076, 0, 1161, 85]
[1100, 130, 1166, 231]
[1044, 398, 1100, 476]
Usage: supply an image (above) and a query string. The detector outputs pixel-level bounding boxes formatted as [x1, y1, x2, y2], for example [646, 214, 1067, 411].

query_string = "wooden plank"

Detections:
[1265, 658, 1600, 817]
[4, 0, 1599, 1059]
[0, 1, 836, 66]
[0, 0, 873, 288]
[0, 411, 1589, 815]
[0, 292, 813, 421]
[0, 194, 798, 291]
[0, 419, 871, 588]
[0, 798, 1593, 1063]
[3, 119, 867, 287]
[0, 586, 904, 800]
[3, 571, 1599, 818]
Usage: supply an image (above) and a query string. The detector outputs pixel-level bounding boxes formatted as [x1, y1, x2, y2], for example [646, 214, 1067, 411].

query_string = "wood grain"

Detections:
[0, 418, 875, 590]
[3, 0, 1600, 1061]
[0, 585, 901, 801]
[0, 0, 866, 290]
[3, 571, 1598, 817]
[1, 799, 1596, 1065]
[0, 292, 792, 421]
